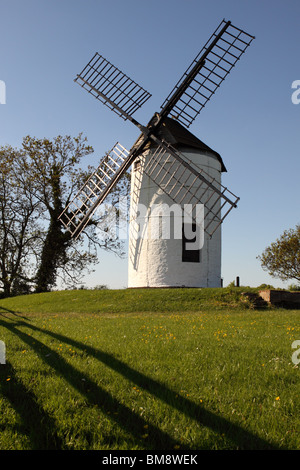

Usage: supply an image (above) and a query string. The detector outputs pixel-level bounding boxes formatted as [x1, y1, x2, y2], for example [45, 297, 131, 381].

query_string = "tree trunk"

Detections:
[2, 278, 11, 298]
[35, 166, 71, 292]
[35, 217, 69, 292]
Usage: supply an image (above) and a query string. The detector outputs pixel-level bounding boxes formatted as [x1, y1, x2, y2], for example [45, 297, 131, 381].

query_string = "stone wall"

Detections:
[259, 290, 300, 307]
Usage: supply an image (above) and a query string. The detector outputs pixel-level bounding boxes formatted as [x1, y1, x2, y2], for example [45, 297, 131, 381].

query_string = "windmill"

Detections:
[59, 19, 254, 288]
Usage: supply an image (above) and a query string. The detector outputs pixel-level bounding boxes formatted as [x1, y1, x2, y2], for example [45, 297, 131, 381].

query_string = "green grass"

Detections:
[0, 287, 299, 450]
[0, 286, 261, 314]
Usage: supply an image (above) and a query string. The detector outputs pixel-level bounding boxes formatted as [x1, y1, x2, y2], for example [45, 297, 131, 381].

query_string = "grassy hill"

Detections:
[0, 287, 299, 450]
[0, 286, 265, 315]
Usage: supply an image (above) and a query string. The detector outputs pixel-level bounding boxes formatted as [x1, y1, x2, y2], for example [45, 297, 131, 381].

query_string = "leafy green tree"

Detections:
[258, 225, 300, 284]
[21, 134, 94, 292]
[0, 146, 42, 296]
[0, 134, 129, 296]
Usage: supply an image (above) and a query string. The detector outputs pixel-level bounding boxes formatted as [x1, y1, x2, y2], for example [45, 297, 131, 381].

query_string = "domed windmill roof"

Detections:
[154, 117, 227, 173]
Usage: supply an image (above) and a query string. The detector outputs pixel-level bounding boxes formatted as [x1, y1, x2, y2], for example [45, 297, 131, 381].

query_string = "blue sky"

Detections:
[1, 0, 299, 289]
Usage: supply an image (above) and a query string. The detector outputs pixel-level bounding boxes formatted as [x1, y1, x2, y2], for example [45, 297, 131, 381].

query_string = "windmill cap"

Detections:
[155, 117, 227, 172]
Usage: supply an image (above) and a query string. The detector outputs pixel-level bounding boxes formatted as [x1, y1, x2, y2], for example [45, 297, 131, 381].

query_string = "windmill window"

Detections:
[182, 223, 201, 263]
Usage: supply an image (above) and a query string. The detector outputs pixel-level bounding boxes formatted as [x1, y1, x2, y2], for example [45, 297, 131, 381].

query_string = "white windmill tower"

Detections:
[128, 116, 227, 288]
[58, 19, 254, 289]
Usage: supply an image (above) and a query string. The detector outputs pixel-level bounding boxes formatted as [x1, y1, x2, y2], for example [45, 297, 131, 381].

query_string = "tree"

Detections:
[0, 146, 43, 296]
[258, 225, 300, 284]
[21, 134, 94, 292]
[0, 134, 130, 296]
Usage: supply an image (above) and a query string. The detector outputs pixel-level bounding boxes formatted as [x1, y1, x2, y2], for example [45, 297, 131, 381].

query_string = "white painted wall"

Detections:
[128, 145, 222, 288]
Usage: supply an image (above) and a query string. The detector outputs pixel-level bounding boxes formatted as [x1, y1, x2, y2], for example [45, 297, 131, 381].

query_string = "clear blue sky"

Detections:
[1, 0, 299, 289]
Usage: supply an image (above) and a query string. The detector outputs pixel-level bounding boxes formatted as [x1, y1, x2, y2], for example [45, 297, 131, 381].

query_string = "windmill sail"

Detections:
[141, 137, 239, 237]
[58, 142, 131, 238]
[75, 53, 152, 125]
[160, 20, 255, 128]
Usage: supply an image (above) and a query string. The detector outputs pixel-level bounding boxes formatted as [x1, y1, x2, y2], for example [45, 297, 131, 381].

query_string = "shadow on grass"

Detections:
[0, 318, 181, 450]
[0, 306, 26, 318]
[0, 361, 63, 449]
[0, 317, 283, 450]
